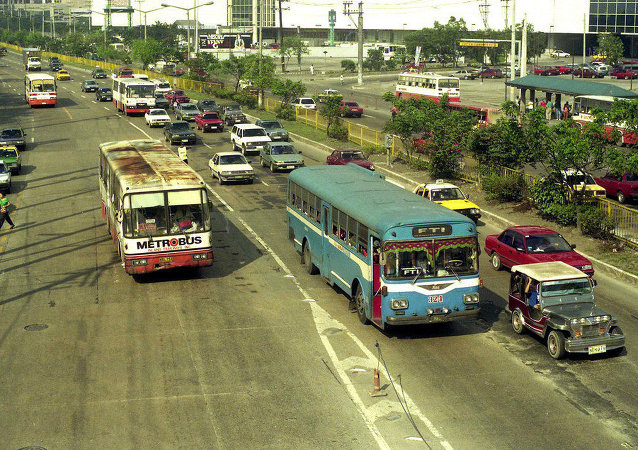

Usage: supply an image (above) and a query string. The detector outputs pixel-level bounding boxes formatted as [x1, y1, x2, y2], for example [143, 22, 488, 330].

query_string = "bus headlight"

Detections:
[463, 293, 479, 304]
[192, 253, 208, 260]
[390, 298, 408, 310]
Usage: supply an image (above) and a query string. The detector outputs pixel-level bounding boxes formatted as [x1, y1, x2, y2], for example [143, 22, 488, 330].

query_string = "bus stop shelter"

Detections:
[505, 75, 638, 115]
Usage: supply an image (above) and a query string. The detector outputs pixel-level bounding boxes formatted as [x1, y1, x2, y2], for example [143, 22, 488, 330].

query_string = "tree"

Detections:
[319, 96, 346, 139]
[244, 54, 277, 106]
[364, 48, 384, 71]
[604, 99, 638, 175]
[130, 39, 165, 69]
[341, 59, 356, 72]
[279, 36, 309, 71]
[404, 17, 467, 66]
[595, 33, 624, 64]
[271, 79, 306, 108]
[221, 54, 250, 92]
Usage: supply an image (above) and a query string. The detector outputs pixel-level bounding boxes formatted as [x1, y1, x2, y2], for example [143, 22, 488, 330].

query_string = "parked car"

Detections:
[454, 69, 478, 80]
[230, 123, 271, 155]
[413, 180, 481, 223]
[484, 225, 594, 276]
[175, 102, 200, 122]
[259, 142, 304, 172]
[554, 65, 573, 74]
[551, 49, 571, 58]
[96, 87, 113, 102]
[589, 63, 609, 76]
[56, 69, 71, 80]
[255, 119, 289, 141]
[594, 172, 638, 203]
[165, 89, 189, 106]
[508, 261, 624, 359]
[0, 127, 26, 151]
[198, 99, 220, 113]
[534, 66, 555, 76]
[561, 169, 606, 201]
[614, 68, 638, 79]
[163, 121, 196, 145]
[326, 149, 374, 171]
[145, 108, 171, 128]
[478, 68, 503, 78]
[195, 112, 224, 132]
[339, 101, 363, 118]
[318, 89, 343, 103]
[80, 80, 99, 92]
[92, 68, 107, 79]
[573, 67, 604, 78]
[209, 152, 254, 184]
[293, 97, 317, 110]
[0, 145, 21, 174]
[221, 104, 247, 126]
[0, 162, 11, 193]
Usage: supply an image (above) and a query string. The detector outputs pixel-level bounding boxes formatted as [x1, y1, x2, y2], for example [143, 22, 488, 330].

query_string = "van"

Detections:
[133, 73, 149, 80]
[230, 123, 271, 155]
[151, 79, 171, 94]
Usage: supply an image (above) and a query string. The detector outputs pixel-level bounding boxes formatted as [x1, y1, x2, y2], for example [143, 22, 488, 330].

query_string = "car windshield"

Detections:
[95, 69, 104, 73]
[566, 173, 596, 185]
[202, 113, 219, 119]
[86, 81, 97, 85]
[154, 93, 165, 99]
[301, 99, 314, 104]
[200, 100, 216, 107]
[128, 85, 154, 98]
[220, 154, 247, 165]
[525, 233, 573, 253]
[260, 121, 281, 129]
[383, 237, 479, 280]
[345, 102, 359, 107]
[243, 128, 266, 137]
[172, 122, 190, 131]
[341, 151, 364, 160]
[0, 148, 17, 157]
[1, 129, 22, 138]
[227, 106, 242, 113]
[150, 110, 166, 115]
[430, 188, 464, 201]
[173, 90, 184, 95]
[99, 88, 112, 93]
[181, 104, 198, 111]
[541, 278, 592, 298]
[271, 145, 296, 155]
[157, 82, 170, 88]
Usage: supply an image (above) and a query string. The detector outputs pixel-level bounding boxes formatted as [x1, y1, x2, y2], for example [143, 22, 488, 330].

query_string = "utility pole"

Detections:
[51, 7, 56, 39]
[258, 0, 263, 108]
[509, 0, 516, 101]
[278, 0, 285, 72]
[583, 13, 586, 65]
[521, 13, 527, 80]
[501, 0, 510, 29]
[343, 1, 363, 86]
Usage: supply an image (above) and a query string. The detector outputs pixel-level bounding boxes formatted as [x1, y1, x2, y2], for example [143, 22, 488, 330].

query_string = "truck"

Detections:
[22, 48, 42, 71]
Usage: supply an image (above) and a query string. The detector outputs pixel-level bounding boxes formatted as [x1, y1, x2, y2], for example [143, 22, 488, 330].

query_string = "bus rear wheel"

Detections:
[354, 285, 370, 325]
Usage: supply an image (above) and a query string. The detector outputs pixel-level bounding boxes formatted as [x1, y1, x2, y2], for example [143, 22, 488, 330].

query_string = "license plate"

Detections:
[181, 139, 189, 143]
[286, 165, 295, 169]
[159, 256, 173, 263]
[588, 344, 606, 355]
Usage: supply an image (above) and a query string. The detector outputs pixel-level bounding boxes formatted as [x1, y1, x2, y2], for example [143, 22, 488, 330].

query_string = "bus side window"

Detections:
[358, 224, 369, 256]
[332, 208, 339, 236]
[348, 216, 357, 248]
[339, 211, 348, 241]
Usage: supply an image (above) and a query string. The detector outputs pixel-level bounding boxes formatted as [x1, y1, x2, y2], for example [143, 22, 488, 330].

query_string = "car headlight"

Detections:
[471, 208, 480, 214]
[580, 264, 593, 271]
[221, 171, 231, 176]
[390, 298, 408, 310]
[571, 318, 588, 325]
[463, 293, 479, 304]
[0, 175, 9, 182]
[369, 165, 375, 170]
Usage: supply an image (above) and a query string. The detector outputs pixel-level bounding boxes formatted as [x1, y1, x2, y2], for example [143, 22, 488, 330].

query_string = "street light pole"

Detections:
[161, 2, 213, 59]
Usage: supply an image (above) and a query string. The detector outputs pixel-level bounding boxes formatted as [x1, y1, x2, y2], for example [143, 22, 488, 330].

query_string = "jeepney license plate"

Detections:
[588, 344, 606, 355]
[159, 256, 173, 263]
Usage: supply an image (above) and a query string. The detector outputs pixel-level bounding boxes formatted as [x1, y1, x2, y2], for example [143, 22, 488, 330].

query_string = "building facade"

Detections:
[589, 0, 638, 34]
[227, 0, 275, 28]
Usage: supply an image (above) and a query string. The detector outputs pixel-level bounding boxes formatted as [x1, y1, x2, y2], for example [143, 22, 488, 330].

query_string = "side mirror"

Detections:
[571, 244, 577, 249]
[298, 151, 302, 154]
[515, 247, 524, 252]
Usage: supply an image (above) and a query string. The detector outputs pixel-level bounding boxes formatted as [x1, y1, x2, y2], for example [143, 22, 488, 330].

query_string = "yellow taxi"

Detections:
[561, 170, 606, 201]
[413, 180, 481, 223]
[56, 69, 71, 80]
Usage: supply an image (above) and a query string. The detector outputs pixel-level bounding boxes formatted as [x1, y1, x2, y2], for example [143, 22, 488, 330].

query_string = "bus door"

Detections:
[371, 236, 383, 327]
[321, 204, 331, 278]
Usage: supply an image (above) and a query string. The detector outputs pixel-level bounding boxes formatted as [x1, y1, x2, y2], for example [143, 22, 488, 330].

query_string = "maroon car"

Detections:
[573, 67, 603, 78]
[478, 68, 503, 78]
[614, 68, 638, 79]
[594, 172, 638, 203]
[484, 225, 594, 276]
[326, 149, 375, 171]
[340, 101, 363, 118]
[165, 89, 190, 105]
[555, 65, 573, 74]
[195, 112, 224, 133]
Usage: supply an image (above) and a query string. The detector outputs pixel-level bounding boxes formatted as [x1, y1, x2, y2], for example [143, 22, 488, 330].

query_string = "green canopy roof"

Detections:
[505, 74, 638, 98]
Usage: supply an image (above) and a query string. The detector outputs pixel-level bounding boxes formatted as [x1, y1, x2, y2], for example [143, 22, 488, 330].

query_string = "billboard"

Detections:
[199, 34, 253, 50]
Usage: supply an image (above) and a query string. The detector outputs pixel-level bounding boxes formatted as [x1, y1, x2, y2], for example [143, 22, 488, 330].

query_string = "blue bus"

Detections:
[287, 164, 480, 329]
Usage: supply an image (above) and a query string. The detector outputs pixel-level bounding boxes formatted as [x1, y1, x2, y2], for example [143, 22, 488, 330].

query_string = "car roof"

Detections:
[217, 151, 246, 157]
[234, 123, 262, 129]
[268, 141, 294, 147]
[511, 261, 588, 281]
[148, 108, 167, 113]
[506, 225, 557, 235]
[425, 182, 458, 190]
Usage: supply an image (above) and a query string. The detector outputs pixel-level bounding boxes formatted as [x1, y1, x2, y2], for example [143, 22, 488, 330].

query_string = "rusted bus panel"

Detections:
[99, 140, 205, 192]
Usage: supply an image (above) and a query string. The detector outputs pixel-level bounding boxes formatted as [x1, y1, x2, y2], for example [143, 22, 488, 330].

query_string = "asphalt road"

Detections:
[1, 52, 638, 449]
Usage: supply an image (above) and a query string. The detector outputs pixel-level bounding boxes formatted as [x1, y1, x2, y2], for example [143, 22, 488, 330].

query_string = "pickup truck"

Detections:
[195, 112, 224, 132]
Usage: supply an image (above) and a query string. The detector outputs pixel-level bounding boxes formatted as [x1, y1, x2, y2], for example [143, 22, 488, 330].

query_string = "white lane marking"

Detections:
[205, 184, 234, 212]
[31, 137, 35, 143]
[103, 106, 110, 111]
[92, 100, 97, 104]
[260, 180, 269, 186]
[202, 142, 212, 149]
[81, 95, 86, 98]
[128, 121, 153, 139]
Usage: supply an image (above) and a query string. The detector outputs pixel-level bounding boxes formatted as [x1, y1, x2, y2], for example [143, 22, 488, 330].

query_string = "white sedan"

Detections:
[145, 108, 171, 128]
[209, 152, 255, 184]
[551, 50, 570, 58]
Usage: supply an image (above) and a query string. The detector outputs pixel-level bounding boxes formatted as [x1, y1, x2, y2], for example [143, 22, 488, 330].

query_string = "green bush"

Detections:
[211, 86, 234, 99]
[327, 123, 348, 140]
[545, 203, 578, 226]
[481, 173, 526, 202]
[409, 158, 429, 171]
[232, 92, 257, 109]
[428, 148, 462, 179]
[361, 144, 385, 157]
[341, 59, 356, 72]
[384, 59, 397, 70]
[579, 205, 616, 239]
[275, 105, 296, 121]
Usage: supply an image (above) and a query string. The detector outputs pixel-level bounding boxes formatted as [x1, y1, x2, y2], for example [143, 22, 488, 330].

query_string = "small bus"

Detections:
[99, 139, 213, 274]
[573, 95, 638, 145]
[112, 66, 134, 78]
[287, 164, 480, 329]
[395, 72, 461, 102]
[112, 77, 155, 115]
[24, 73, 56, 107]
[373, 43, 406, 61]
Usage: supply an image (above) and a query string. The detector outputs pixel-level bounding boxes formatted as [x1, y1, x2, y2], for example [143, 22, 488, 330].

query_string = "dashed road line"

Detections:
[260, 180, 269, 186]
[63, 107, 73, 120]
[205, 183, 233, 212]
[202, 142, 212, 149]
[127, 121, 153, 139]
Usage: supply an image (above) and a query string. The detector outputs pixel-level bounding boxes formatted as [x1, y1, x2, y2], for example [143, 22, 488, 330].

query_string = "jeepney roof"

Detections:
[99, 139, 204, 192]
[511, 261, 588, 282]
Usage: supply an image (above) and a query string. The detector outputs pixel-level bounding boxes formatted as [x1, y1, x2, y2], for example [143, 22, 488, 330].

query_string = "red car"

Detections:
[484, 225, 594, 276]
[534, 66, 560, 76]
[594, 172, 638, 204]
[165, 89, 190, 106]
[195, 112, 224, 133]
[554, 65, 573, 74]
[573, 67, 603, 78]
[477, 68, 503, 78]
[614, 68, 638, 79]
[326, 149, 375, 171]
[339, 100, 363, 118]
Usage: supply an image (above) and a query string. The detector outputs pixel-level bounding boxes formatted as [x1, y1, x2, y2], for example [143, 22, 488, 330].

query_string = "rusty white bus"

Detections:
[24, 73, 56, 107]
[99, 139, 213, 274]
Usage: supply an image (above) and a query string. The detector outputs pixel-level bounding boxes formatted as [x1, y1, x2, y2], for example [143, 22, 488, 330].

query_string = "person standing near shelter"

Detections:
[563, 101, 570, 119]
[0, 192, 15, 230]
[178, 145, 189, 165]
[545, 99, 553, 120]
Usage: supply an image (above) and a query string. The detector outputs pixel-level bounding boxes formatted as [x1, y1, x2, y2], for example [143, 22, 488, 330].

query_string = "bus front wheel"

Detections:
[354, 285, 370, 325]
[302, 242, 317, 275]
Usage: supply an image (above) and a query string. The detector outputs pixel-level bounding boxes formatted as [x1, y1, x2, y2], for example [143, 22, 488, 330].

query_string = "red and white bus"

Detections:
[99, 139, 214, 274]
[24, 73, 56, 107]
[112, 77, 155, 115]
[447, 102, 502, 125]
[111, 66, 134, 78]
[395, 72, 460, 102]
[573, 95, 638, 145]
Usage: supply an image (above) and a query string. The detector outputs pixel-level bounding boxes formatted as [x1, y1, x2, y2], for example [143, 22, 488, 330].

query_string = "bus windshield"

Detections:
[127, 85, 154, 98]
[383, 237, 478, 280]
[32, 80, 55, 92]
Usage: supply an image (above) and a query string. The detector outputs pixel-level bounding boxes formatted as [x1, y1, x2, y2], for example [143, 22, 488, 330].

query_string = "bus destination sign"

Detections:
[412, 225, 452, 237]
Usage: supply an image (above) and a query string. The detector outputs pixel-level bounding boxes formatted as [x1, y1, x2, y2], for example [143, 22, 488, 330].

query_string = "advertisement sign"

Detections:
[199, 34, 253, 50]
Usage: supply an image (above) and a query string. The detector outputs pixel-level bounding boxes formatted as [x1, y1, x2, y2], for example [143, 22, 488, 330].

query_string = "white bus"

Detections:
[573, 95, 638, 145]
[373, 43, 406, 61]
[112, 77, 155, 115]
[99, 139, 214, 274]
[395, 72, 461, 102]
[24, 73, 56, 107]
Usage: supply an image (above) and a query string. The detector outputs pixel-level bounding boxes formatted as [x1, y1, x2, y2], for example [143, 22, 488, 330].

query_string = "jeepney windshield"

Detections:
[382, 237, 478, 280]
[541, 278, 592, 299]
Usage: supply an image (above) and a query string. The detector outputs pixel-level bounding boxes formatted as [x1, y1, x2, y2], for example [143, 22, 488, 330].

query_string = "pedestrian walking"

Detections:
[546, 99, 553, 120]
[178, 145, 189, 165]
[0, 192, 15, 231]
[340, 74, 344, 85]
[563, 101, 571, 119]
[309, 64, 314, 75]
